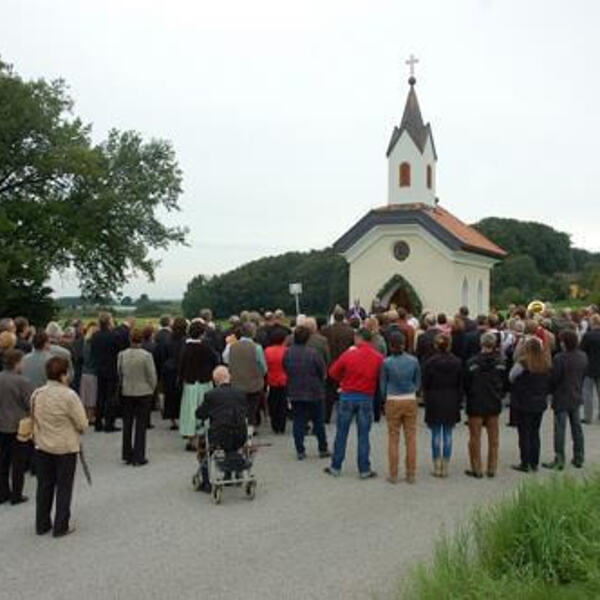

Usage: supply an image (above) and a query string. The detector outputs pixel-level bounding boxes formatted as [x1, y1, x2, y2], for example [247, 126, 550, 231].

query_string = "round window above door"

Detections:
[393, 241, 410, 262]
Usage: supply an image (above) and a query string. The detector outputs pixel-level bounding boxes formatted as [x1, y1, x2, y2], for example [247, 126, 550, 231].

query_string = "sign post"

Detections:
[289, 282, 303, 316]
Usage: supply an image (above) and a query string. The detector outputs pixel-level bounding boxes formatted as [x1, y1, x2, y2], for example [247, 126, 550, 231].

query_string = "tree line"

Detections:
[182, 218, 600, 317]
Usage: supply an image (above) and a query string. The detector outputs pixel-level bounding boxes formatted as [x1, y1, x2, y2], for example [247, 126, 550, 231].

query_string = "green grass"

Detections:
[403, 474, 600, 599]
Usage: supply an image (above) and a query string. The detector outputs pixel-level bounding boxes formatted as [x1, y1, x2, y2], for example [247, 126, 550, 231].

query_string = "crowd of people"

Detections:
[0, 300, 600, 535]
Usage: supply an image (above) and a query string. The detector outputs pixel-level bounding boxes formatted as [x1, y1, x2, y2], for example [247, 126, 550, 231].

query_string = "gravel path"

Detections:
[1, 410, 599, 600]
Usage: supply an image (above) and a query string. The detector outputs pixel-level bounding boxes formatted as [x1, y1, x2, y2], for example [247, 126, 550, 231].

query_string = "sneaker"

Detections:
[297, 453, 306, 461]
[359, 470, 377, 480]
[486, 472, 496, 479]
[323, 466, 339, 477]
[572, 459, 584, 469]
[319, 450, 331, 459]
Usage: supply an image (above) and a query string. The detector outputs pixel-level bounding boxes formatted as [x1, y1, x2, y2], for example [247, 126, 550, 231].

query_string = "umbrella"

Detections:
[79, 444, 92, 486]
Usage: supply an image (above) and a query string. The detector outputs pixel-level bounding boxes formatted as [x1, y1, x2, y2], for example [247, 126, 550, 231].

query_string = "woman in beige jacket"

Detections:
[33, 356, 88, 537]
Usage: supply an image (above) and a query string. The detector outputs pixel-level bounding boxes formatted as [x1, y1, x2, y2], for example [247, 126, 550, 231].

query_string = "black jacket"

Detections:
[179, 341, 219, 385]
[464, 352, 506, 416]
[90, 329, 119, 379]
[510, 366, 550, 414]
[416, 328, 441, 365]
[196, 384, 247, 450]
[581, 328, 600, 378]
[422, 352, 463, 426]
[113, 324, 131, 352]
[550, 349, 588, 411]
[463, 328, 485, 362]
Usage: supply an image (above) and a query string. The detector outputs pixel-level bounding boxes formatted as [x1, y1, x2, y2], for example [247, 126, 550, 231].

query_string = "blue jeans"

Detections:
[292, 401, 328, 455]
[331, 395, 373, 475]
[429, 424, 453, 460]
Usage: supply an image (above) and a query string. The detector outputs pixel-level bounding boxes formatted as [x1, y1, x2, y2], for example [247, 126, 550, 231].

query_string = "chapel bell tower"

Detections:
[386, 55, 437, 206]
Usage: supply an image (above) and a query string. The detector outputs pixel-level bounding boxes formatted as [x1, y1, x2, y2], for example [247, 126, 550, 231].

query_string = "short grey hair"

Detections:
[424, 313, 437, 327]
[304, 317, 317, 333]
[480, 331, 498, 350]
[212, 365, 231, 386]
[45, 321, 63, 341]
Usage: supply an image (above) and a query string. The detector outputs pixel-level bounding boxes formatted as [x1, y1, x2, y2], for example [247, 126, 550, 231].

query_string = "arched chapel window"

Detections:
[461, 277, 469, 308]
[477, 279, 484, 313]
[426, 165, 432, 189]
[399, 162, 411, 187]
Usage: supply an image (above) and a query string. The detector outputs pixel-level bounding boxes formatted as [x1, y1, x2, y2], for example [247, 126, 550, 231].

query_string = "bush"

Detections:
[404, 474, 600, 599]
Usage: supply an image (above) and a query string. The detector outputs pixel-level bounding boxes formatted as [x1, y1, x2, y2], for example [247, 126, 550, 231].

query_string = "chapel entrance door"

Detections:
[388, 286, 414, 314]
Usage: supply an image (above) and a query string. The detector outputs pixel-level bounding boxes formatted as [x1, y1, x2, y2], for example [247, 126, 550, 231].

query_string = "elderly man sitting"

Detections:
[195, 366, 248, 492]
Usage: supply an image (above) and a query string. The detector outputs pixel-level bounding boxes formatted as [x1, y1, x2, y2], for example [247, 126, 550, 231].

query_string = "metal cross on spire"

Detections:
[405, 54, 419, 81]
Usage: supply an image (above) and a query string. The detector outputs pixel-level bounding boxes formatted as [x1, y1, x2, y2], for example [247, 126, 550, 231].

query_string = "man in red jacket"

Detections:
[324, 328, 383, 478]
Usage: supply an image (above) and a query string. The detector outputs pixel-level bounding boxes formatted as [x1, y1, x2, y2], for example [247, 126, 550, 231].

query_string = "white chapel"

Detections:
[334, 59, 506, 316]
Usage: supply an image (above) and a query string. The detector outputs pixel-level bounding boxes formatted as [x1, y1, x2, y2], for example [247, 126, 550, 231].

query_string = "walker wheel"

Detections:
[245, 481, 256, 500]
[212, 485, 223, 505]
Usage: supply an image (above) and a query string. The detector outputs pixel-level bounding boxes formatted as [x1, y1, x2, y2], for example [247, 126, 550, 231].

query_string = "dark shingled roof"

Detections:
[386, 82, 437, 159]
[333, 203, 507, 259]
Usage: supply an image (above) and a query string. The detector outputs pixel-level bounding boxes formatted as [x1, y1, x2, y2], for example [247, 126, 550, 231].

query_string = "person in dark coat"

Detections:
[416, 314, 441, 366]
[450, 316, 467, 364]
[90, 313, 120, 432]
[0, 350, 33, 505]
[543, 329, 588, 470]
[283, 326, 329, 460]
[422, 333, 462, 478]
[463, 315, 488, 362]
[113, 318, 134, 353]
[580, 313, 600, 423]
[195, 366, 248, 492]
[321, 307, 355, 423]
[464, 332, 507, 478]
[161, 317, 187, 430]
[509, 337, 551, 473]
[178, 321, 220, 450]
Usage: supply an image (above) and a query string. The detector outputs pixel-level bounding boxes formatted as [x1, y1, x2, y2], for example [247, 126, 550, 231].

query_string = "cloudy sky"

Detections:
[2, 0, 599, 298]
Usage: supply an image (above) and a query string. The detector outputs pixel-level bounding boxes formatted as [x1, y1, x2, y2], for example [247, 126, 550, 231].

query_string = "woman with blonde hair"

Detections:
[79, 322, 99, 425]
[0, 331, 17, 373]
[509, 337, 551, 473]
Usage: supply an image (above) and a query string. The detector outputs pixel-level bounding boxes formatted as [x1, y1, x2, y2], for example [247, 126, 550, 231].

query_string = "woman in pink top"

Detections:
[264, 328, 288, 433]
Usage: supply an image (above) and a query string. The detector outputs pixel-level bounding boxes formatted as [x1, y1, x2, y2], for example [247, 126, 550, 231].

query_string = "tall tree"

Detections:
[0, 59, 187, 322]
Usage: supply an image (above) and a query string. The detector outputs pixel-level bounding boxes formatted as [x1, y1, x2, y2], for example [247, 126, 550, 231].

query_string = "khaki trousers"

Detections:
[386, 398, 418, 480]
[468, 415, 499, 475]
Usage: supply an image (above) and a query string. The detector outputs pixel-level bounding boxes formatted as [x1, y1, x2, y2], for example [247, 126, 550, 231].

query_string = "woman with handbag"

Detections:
[0, 349, 34, 505]
[33, 356, 88, 537]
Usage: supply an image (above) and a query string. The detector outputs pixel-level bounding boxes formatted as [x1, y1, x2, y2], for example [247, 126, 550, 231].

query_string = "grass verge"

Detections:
[403, 473, 600, 599]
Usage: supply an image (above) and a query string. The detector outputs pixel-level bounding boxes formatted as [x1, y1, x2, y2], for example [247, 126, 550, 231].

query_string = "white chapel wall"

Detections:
[349, 232, 459, 315]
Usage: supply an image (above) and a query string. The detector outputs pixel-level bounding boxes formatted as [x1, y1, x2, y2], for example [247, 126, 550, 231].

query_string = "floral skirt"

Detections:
[179, 381, 212, 437]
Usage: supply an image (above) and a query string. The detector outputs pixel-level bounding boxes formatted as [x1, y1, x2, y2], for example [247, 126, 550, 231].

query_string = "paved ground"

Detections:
[1, 409, 600, 600]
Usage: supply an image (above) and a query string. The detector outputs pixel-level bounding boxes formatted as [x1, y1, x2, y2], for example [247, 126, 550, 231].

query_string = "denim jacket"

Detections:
[380, 353, 421, 398]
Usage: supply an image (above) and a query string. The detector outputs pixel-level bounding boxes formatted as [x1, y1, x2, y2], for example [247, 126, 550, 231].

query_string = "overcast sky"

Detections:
[2, 0, 599, 298]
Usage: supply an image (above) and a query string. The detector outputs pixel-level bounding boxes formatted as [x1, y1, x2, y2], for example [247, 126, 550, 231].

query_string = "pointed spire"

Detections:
[399, 83, 425, 147]
[386, 72, 436, 159]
